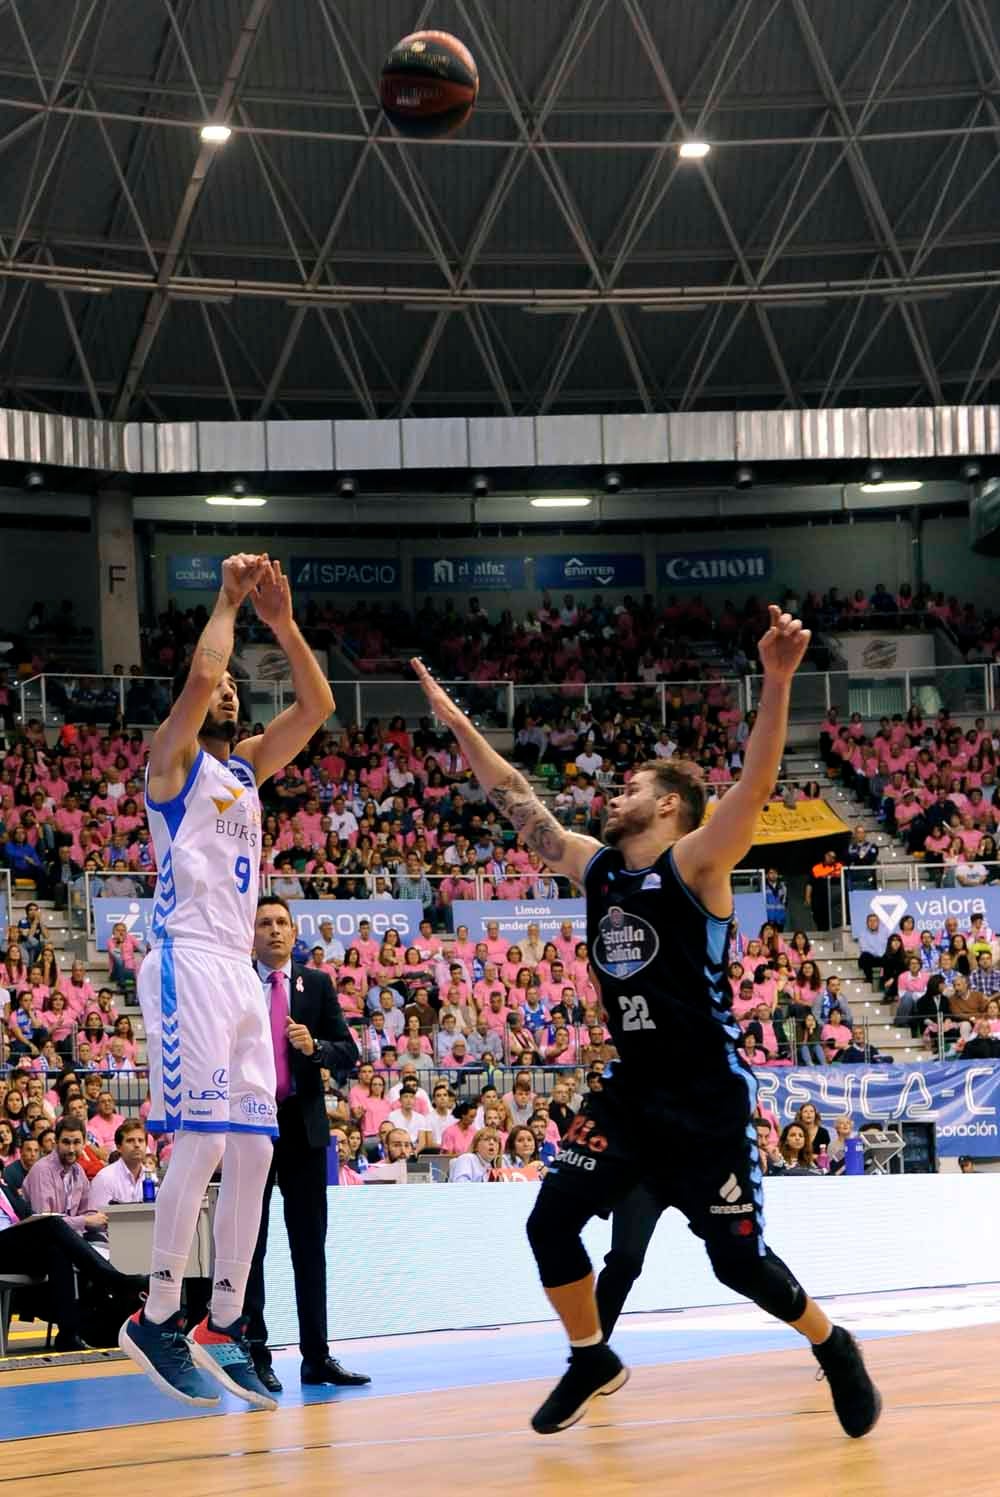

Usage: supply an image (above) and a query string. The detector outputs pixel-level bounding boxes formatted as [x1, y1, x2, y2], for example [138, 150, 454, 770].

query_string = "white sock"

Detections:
[146, 1131, 227, 1323]
[569, 1331, 604, 1349]
[209, 1132, 273, 1328]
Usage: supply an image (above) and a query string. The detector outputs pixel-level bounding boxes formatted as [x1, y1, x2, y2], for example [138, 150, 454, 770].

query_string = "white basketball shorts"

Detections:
[139, 941, 277, 1137]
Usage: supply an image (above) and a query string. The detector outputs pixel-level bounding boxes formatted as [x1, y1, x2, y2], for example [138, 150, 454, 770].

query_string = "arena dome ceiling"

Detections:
[0, 0, 997, 424]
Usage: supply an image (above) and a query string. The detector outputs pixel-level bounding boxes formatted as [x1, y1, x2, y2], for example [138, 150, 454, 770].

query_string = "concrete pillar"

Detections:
[93, 488, 141, 674]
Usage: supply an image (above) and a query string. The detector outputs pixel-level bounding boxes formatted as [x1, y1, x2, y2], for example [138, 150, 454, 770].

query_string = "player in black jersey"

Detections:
[411, 610, 881, 1442]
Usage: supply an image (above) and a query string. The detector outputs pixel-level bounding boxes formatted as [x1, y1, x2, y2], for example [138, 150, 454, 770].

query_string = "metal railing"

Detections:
[18, 662, 997, 736]
[18, 671, 747, 732]
[746, 662, 995, 722]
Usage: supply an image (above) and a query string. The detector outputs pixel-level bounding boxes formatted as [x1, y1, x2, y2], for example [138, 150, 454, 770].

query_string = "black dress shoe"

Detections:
[253, 1363, 284, 1395]
[300, 1356, 371, 1387]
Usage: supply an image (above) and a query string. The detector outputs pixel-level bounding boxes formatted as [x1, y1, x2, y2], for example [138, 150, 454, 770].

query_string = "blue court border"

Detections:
[0, 1319, 908, 1444]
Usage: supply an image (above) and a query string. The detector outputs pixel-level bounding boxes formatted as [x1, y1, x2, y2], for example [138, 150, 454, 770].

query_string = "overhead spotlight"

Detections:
[231, 477, 250, 498]
[472, 473, 490, 497]
[679, 140, 711, 160]
[23, 468, 45, 491]
[960, 460, 982, 482]
[604, 469, 623, 493]
[864, 462, 885, 485]
[200, 123, 232, 145]
[337, 476, 358, 498]
[734, 465, 754, 488]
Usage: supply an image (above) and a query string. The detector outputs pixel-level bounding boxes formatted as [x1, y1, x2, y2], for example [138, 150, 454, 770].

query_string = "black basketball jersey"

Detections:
[584, 843, 756, 1127]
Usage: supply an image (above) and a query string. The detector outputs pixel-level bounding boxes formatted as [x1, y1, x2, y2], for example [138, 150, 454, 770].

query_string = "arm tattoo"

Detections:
[489, 773, 567, 864]
[198, 646, 226, 666]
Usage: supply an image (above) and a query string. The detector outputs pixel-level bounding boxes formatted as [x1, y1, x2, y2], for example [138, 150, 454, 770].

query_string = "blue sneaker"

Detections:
[188, 1315, 279, 1411]
[119, 1309, 221, 1407]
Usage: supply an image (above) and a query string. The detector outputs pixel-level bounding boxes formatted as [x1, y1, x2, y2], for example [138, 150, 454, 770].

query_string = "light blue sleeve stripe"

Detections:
[146, 748, 204, 840]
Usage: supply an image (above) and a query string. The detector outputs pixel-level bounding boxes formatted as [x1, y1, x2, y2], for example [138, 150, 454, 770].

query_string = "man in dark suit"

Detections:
[244, 893, 370, 1393]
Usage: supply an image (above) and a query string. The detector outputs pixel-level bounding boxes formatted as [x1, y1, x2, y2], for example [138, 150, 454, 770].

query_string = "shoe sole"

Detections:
[117, 1320, 220, 1409]
[844, 1385, 883, 1439]
[532, 1365, 631, 1435]
[188, 1337, 279, 1412]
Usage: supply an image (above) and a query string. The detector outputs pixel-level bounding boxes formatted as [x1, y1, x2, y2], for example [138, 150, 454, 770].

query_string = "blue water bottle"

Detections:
[142, 1163, 157, 1202]
[844, 1135, 865, 1176]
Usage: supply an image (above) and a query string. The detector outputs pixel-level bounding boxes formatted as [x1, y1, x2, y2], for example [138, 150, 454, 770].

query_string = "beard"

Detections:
[603, 803, 653, 847]
[201, 711, 238, 743]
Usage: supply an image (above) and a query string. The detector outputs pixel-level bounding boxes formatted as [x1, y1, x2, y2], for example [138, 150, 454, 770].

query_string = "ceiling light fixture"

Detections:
[529, 496, 592, 509]
[170, 291, 234, 305]
[679, 141, 711, 159]
[859, 480, 924, 494]
[734, 465, 754, 489]
[604, 470, 623, 493]
[640, 303, 708, 314]
[200, 123, 232, 144]
[205, 495, 266, 507]
[960, 461, 982, 482]
[337, 476, 358, 498]
[472, 473, 490, 497]
[23, 468, 45, 490]
[45, 281, 111, 296]
[757, 297, 830, 310]
[522, 305, 588, 316]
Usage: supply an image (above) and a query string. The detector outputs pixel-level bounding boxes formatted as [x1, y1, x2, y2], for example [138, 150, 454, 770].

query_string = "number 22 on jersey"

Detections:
[619, 994, 656, 1031]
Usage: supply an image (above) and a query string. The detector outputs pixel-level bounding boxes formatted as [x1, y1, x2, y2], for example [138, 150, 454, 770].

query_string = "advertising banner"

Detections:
[848, 886, 1000, 941]
[658, 547, 772, 587]
[453, 894, 766, 944]
[534, 554, 644, 590]
[168, 555, 222, 591]
[288, 900, 424, 944]
[289, 557, 401, 592]
[705, 798, 849, 845]
[92, 897, 424, 949]
[753, 1062, 1000, 1157]
[836, 634, 934, 673]
[451, 900, 586, 942]
[93, 895, 153, 950]
[414, 555, 526, 592]
[238, 643, 328, 682]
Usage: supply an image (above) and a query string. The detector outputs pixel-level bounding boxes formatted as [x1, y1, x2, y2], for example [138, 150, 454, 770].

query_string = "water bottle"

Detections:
[815, 1147, 829, 1174]
[844, 1135, 865, 1176]
[142, 1163, 157, 1202]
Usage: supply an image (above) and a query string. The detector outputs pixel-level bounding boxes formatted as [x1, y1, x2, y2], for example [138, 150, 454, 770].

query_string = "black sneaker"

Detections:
[813, 1326, 882, 1438]
[531, 1344, 629, 1435]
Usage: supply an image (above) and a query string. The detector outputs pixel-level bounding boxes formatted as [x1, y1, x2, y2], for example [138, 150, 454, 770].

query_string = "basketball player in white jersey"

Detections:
[120, 554, 333, 1408]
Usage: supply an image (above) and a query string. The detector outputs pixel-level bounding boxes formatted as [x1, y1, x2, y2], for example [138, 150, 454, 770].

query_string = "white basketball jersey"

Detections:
[146, 749, 261, 957]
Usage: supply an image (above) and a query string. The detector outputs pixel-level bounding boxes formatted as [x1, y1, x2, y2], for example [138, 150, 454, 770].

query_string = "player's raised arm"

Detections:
[235, 561, 335, 786]
[673, 606, 811, 912]
[147, 553, 269, 801]
[410, 658, 601, 885]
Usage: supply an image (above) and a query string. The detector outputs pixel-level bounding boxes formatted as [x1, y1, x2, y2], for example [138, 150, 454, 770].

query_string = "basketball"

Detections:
[380, 30, 478, 139]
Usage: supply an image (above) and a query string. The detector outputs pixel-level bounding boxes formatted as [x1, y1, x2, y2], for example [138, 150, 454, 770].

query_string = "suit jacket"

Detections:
[276, 962, 358, 1150]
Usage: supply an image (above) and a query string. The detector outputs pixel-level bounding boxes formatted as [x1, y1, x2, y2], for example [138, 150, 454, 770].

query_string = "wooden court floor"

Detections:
[3, 1323, 998, 1497]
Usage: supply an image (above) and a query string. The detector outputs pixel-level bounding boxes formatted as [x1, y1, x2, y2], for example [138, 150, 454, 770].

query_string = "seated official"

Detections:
[4, 1117, 143, 1349]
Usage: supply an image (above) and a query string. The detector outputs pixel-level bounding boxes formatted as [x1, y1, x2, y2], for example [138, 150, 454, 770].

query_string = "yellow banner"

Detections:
[705, 797, 849, 845]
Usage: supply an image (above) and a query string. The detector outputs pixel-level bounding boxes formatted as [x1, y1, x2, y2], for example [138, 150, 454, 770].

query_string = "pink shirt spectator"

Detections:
[87, 1109, 125, 1150]
[821, 1021, 852, 1052]
[440, 1121, 476, 1155]
[358, 1096, 392, 1136]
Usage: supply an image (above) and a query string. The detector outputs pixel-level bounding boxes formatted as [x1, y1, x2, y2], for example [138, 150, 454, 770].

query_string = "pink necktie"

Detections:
[0, 1189, 18, 1225]
[268, 970, 292, 1104]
